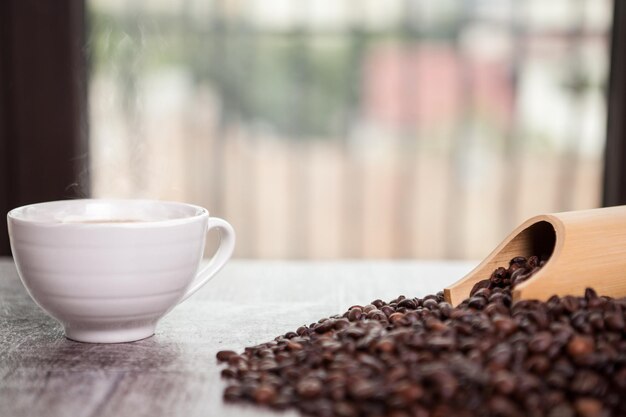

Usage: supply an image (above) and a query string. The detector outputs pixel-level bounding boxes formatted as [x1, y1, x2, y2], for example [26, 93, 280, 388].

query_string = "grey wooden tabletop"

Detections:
[0, 258, 473, 417]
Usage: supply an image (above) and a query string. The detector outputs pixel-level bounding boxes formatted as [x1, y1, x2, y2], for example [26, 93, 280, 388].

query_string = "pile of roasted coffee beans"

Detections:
[217, 256, 626, 417]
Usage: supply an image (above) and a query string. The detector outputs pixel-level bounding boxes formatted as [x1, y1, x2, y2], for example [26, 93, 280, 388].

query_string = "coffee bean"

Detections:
[344, 327, 365, 338]
[221, 368, 236, 378]
[470, 279, 491, 296]
[227, 354, 244, 366]
[528, 331, 553, 353]
[216, 350, 238, 362]
[437, 302, 452, 318]
[491, 370, 516, 395]
[510, 267, 528, 281]
[548, 403, 575, 417]
[570, 370, 603, 395]
[286, 341, 303, 351]
[223, 385, 243, 401]
[366, 310, 387, 321]
[217, 254, 625, 417]
[424, 317, 447, 331]
[493, 316, 518, 336]
[388, 312, 406, 324]
[525, 354, 550, 374]
[472, 287, 491, 299]
[296, 378, 323, 399]
[490, 267, 507, 287]
[561, 296, 580, 314]
[347, 308, 362, 322]
[375, 338, 395, 353]
[371, 299, 385, 308]
[567, 335, 594, 358]
[348, 379, 377, 400]
[381, 305, 395, 318]
[253, 384, 277, 404]
[331, 401, 356, 417]
[334, 318, 351, 330]
[604, 310, 624, 331]
[488, 344, 513, 368]
[574, 398, 605, 417]
[315, 320, 335, 334]
[468, 296, 486, 310]
[397, 299, 417, 309]
[362, 304, 377, 313]
[489, 396, 522, 417]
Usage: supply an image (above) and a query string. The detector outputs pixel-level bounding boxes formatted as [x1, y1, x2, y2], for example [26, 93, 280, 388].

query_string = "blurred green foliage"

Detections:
[87, 8, 461, 138]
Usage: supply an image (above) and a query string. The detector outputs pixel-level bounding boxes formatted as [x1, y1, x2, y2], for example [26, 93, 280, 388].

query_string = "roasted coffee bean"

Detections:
[490, 267, 507, 287]
[574, 398, 605, 417]
[510, 256, 527, 266]
[362, 304, 377, 313]
[397, 299, 417, 309]
[348, 379, 377, 400]
[470, 279, 491, 296]
[561, 296, 580, 314]
[334, 318, 350, 330]
[604, 310, 624, 331]
[286, 341, 303, 351]
[525, 354, 550, 374]
[223, 385, 243, 401]
[371, 299, 385, 308]
[567, 335, 595, 358]
[528, 331, 553, 353]
[315, 320, 335, 334]
[347, 308, 362, 322]
[366, 310, 387, 321]
[381, 305, 395, 318]
[216, 350, 238, 362]
[253, 384, 277, 404]
[296, 378, 323, 399]
[548, 403, 575, 417]
[493, 316, 518, 336]
[388, 312, 406, 324]
[527, 255, 539, 268]
[472, 287, 491, 299]
[467, 296, 487, 310]
[217, 254, 625, 417]
[422, 298, 439, 310]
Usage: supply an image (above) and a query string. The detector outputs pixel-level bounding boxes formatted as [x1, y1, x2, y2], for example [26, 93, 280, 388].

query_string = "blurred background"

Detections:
[86, 0, 612, 259]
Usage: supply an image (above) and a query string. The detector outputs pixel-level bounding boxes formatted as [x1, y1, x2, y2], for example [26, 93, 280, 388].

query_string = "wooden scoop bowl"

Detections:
[444, 206, 626, 306]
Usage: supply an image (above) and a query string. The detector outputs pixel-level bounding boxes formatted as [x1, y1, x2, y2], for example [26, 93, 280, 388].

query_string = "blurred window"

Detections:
[87, 0, 612, 259]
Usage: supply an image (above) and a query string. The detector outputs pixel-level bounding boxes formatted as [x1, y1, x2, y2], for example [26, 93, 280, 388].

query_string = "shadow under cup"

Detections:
[7, 199, 235, 343]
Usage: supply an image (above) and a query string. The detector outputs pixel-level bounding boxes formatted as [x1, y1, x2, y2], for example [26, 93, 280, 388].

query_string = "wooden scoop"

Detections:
[444, 206, 626, 306]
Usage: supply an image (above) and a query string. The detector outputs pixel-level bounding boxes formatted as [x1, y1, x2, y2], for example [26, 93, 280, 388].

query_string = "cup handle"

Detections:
[179, 217, 236, 302]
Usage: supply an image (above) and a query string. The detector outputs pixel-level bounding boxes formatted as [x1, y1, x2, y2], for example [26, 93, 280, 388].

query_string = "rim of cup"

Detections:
[7, 199, 209, 228]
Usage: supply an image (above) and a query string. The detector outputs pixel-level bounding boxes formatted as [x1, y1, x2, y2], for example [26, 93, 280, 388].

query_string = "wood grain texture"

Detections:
[445, 206, 626, 305]
[0, 258, 473, 417]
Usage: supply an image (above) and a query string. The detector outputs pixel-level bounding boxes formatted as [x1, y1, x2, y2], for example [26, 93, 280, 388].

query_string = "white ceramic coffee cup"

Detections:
[7, 199, 235, 343]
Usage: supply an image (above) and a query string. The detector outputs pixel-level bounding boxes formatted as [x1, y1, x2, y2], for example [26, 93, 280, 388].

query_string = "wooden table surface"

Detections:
[0, 258, 473, 417]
